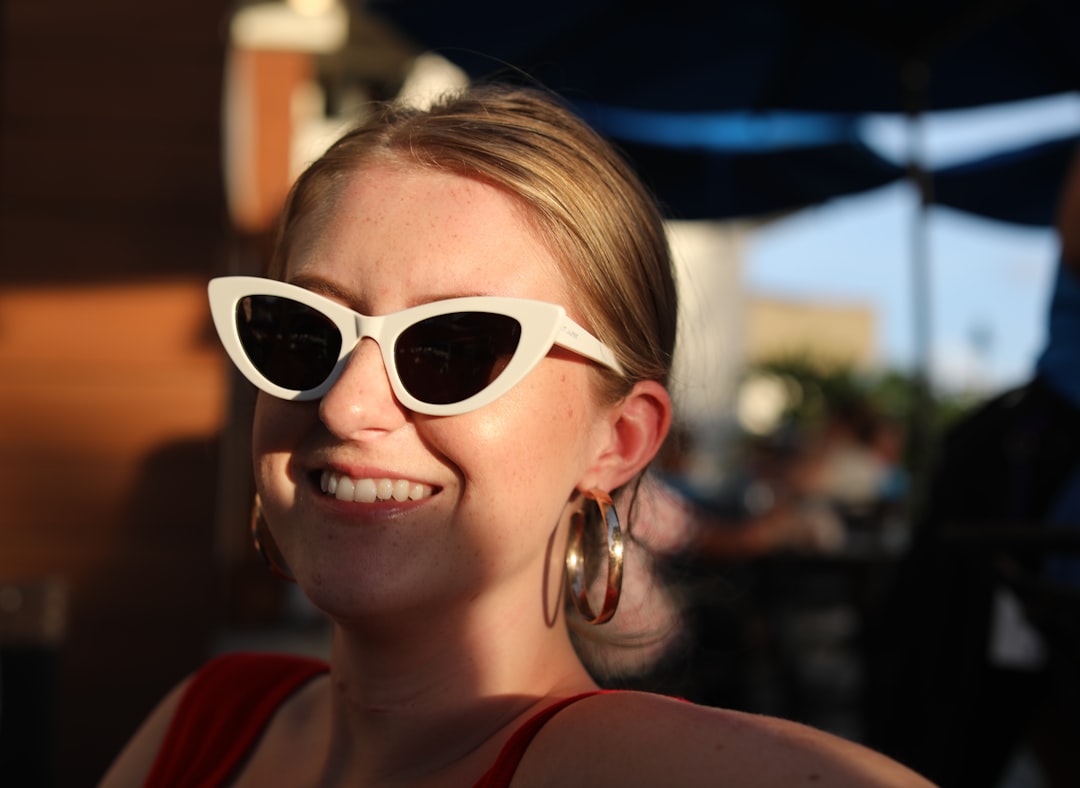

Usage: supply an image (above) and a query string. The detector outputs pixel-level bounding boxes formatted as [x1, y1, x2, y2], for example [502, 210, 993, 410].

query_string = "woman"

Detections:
[101, 84, 931, 786]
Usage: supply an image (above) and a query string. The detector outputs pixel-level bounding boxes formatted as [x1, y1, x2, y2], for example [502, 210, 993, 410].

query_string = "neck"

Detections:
[313, 585, 597, 785]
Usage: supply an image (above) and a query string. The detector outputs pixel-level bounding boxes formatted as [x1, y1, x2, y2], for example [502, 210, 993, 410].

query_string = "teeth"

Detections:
[355, 479, 377, 503]
[320, 470, 434, 502]
[335, 477, 355, 501]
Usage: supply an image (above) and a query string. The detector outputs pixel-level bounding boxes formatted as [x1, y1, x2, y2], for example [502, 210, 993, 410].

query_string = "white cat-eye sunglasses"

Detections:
[208, 276, 623, 416]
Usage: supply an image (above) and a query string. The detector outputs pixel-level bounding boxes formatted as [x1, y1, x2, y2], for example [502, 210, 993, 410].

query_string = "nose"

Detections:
[318, 338, 408, 439]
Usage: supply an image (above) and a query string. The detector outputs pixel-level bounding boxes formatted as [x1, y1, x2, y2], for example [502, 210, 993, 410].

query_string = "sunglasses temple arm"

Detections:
[555, 319, 624, 375]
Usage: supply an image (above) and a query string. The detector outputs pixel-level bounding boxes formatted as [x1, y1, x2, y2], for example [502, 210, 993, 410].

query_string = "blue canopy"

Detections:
[368, 0, 1080, 224]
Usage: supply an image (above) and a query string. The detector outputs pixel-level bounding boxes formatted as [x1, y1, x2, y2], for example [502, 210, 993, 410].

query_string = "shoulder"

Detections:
[98, 672, 193, 787]
[514, 692, 934, 787]
[98, 652, 329, 787]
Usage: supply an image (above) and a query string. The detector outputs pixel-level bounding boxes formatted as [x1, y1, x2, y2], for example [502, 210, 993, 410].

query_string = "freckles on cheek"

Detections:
[458, 413, 536, 488]
[461, 415, 517, 459]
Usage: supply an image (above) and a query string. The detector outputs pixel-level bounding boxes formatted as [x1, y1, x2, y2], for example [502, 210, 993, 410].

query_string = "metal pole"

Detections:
[904, 57, 935, 501]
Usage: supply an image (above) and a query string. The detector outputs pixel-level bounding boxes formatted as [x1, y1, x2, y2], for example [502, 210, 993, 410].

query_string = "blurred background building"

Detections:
[2, 2, 231, 784]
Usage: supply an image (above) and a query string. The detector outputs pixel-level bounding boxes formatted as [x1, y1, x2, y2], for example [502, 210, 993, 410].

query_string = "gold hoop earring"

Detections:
[566, 489, 623, 625]
[251, 496, 295, 582]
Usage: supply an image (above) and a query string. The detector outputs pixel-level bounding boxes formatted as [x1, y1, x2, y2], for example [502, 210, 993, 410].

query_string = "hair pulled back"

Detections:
[274, 83, 677, 403]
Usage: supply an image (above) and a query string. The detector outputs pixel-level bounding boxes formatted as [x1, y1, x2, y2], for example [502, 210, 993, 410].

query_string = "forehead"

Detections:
[285, 162, 571, 307]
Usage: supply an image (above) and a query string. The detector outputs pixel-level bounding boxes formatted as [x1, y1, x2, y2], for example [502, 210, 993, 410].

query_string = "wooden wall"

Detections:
[1, 1, 235, 782]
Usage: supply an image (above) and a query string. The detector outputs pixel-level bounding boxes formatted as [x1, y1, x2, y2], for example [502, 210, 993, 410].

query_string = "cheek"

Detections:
[252, 395, 314, 492]
[253, 395, 311, 449]
[445, 366, 602, 494]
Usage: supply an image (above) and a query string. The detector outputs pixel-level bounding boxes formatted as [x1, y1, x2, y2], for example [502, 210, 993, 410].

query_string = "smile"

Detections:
[319, 470, 435, 503]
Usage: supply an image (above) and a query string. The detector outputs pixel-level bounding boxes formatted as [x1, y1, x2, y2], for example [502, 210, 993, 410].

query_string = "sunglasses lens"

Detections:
[396, 312, 522, 405]
[236, 295, 342, 391]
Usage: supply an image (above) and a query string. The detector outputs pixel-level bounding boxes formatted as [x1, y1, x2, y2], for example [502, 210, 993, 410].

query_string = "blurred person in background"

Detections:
[866, 148, 1080, 788]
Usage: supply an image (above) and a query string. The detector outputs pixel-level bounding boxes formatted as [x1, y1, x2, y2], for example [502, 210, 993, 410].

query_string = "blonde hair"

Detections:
[274, 83, 677, 402]
[272, 83, 682, 678]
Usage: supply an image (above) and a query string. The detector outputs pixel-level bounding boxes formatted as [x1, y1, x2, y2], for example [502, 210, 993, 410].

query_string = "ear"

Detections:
[580, 380, 673, 493]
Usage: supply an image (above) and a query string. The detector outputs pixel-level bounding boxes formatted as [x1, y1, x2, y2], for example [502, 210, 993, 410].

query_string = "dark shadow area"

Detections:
[865, 376, 1080, 787]
[0, 578, 66, 788]
[59, 436, 221, 786]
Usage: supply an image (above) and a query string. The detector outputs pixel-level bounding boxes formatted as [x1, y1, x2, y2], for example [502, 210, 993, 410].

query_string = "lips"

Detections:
[319, 470, 435, 503]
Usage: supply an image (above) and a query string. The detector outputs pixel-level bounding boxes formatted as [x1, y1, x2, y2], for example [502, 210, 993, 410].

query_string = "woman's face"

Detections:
[253, 162, 616, 621]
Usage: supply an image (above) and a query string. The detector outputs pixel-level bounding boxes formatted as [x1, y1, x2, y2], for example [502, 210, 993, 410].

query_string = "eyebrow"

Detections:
[286, 273, 496, 311]
[286, 274, 353, 303]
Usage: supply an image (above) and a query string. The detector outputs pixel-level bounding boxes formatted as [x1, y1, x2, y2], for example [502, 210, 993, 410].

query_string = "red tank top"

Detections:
[144, 652, 605, 787]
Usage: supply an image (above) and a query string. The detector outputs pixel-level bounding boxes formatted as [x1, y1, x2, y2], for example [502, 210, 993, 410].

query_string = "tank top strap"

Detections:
[473, 690, 616, 788]
[144, 652, 329, 787]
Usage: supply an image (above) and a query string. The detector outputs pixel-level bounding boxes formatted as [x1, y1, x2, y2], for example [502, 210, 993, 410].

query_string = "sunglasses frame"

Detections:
[208, 276, 624, 416]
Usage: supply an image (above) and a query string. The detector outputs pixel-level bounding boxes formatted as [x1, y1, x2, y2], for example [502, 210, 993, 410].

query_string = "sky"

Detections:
[743, 92, 1080, 395]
